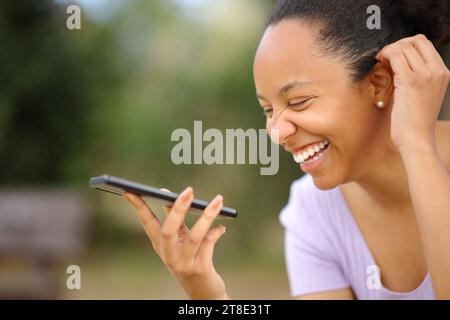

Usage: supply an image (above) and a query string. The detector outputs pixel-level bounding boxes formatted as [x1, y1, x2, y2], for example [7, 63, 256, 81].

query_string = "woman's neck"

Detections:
[347, 120, 413, 214]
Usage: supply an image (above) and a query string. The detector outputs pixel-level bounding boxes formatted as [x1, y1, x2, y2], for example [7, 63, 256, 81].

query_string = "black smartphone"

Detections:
[89, 174, 238, 219]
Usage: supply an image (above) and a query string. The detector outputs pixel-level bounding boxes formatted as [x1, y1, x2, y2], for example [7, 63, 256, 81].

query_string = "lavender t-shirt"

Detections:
[279, 174, 435, 300]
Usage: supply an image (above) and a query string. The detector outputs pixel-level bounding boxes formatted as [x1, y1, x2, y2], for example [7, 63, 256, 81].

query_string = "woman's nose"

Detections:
[267, 111, 296, 145]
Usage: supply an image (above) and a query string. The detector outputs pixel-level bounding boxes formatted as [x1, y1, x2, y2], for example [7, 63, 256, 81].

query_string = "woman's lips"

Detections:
[299, 142, 330, 172]
[292, 140, 329, 163]
[290, 139, 328, 155]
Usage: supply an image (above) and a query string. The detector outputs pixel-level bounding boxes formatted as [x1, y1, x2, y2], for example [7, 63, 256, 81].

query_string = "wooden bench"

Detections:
[0, 189, 88, 299]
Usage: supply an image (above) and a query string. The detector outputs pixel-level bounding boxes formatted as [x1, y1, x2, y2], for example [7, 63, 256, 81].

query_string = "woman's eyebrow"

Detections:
[256, 80, 314, 101]
[280, 80, 314, 95]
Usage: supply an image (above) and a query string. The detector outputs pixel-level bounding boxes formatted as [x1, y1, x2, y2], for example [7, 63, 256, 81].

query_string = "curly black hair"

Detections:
[266, 0, 450, 81]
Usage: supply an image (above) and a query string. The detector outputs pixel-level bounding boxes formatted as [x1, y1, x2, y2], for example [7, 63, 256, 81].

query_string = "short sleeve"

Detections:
[279, 177, 350, 297]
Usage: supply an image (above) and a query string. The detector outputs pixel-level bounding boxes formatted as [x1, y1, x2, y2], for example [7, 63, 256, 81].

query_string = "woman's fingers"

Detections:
[397, 35, 435, 64]
[123, 192, 161, 250]
[160, 187, 190, 235]
[162, 187, 193, 231]
[196, 225, 226, 264]
[407, 35, 446, 70]
[126, 187, 226, 271]
[377, 35, 446, 78]
[182, 195, 223, 259]
[401, 44, 430, 75]
[160, 187, 194, 265]
[159, 188, 173, 215]
[377, 44, 414, 77]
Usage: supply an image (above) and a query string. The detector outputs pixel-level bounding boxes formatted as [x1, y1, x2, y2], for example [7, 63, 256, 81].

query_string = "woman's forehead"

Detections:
[254, 20, 316, 68]
[253, 20, 345, 94]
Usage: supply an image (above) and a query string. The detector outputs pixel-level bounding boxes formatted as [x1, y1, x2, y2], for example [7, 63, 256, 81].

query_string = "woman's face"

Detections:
[253, 20, 385, 189]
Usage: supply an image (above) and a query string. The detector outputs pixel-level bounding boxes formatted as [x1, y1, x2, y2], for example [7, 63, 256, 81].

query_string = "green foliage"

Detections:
[0, 0, 121, 185]
[0, 0, 298, 256]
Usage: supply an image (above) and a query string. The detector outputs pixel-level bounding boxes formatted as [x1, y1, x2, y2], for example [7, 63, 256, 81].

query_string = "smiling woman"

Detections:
[252, 0, 450, 299]
[123, 0, 450, 300]
[254, 17, 386, 189]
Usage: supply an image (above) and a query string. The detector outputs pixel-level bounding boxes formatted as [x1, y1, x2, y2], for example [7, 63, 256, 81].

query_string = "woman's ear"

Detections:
[369, 62, 394, 104]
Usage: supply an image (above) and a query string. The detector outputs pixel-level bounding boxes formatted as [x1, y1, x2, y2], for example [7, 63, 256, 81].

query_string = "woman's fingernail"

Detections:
[181, 187, 193, 202]
[213, 195, 223, 209]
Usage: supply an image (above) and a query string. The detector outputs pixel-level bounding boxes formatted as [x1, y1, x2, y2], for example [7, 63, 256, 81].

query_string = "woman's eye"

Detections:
[262, 108, 273, 117]
[289, 98, 312, 110]
[261, 98, 313, 118]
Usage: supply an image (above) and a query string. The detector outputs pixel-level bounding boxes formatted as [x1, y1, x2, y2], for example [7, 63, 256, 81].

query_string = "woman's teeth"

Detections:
[293, 140, 329, 164]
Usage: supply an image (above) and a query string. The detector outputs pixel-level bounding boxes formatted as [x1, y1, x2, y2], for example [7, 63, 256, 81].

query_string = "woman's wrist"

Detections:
[397, 134, 437, 159]
[181, 273, 229, 300]
[398, 136, 445, 175]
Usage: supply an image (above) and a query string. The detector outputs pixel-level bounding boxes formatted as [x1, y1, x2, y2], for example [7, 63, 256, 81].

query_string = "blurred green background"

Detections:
[0, 0, 449, 299]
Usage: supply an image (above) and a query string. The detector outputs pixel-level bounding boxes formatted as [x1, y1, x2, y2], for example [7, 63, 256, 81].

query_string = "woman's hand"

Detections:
[376, 34, 450, 154]
[123, 187, 229, 300]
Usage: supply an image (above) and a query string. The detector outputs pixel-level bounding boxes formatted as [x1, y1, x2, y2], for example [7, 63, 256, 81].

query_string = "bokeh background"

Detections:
[0, 0, 449, 299]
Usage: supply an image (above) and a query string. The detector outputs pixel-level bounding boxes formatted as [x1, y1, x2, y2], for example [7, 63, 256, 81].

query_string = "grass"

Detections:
[61, 245, 291, 300]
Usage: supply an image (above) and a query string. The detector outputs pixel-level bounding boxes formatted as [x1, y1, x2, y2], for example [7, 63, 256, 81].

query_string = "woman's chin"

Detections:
[310, 173, 342, 190]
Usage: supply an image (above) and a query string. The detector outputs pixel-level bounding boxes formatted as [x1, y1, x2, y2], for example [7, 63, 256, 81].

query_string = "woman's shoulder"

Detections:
[436, 120, 450, 171]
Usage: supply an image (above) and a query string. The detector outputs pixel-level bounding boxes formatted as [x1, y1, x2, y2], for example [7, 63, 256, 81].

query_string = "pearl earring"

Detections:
[376, 101, 384, 109]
